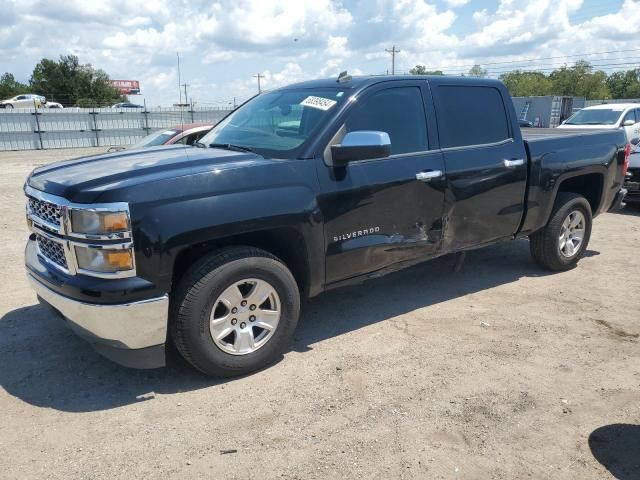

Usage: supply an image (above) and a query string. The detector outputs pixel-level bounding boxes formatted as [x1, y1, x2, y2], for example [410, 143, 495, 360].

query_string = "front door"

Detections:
[316, 82, 446, 285]
[623, 109, 640, 151]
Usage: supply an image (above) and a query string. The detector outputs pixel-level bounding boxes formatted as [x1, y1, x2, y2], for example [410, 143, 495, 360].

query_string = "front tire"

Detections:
[170, 247, 300, 377]
[529, 192, 593, 271]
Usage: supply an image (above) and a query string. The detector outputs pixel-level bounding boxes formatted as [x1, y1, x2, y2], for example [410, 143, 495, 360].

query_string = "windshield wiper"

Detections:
[209, 143, 253, 153]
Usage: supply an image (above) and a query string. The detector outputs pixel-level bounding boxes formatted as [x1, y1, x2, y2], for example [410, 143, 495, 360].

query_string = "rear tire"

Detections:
[5, 104, 13, 109]
[529, 193, 592, 271]
[170, 246, 300, 377]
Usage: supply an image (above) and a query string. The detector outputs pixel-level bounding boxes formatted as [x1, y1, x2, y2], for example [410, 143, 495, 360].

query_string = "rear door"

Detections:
[431, 81, 528, 250]
[317, 81, 446, 284]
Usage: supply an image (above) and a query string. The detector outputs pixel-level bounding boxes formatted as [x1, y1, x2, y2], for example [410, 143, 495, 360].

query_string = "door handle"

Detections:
[416, 170, 443, 181]
[503, 158, 525, 168]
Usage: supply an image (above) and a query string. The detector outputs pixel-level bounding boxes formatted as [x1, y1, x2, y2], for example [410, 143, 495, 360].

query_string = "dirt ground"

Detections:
[0, 148, 638, 480]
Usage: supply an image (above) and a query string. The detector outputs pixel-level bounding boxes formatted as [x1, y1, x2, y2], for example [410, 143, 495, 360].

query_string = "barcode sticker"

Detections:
[300, 96, 337, 111]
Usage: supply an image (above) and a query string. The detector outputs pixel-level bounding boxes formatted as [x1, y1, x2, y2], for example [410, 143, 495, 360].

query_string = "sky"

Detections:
[0, 0, 637, 107]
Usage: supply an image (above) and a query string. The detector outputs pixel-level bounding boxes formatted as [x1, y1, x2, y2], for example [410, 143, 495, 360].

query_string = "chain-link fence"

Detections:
[0, 106, 233, 151]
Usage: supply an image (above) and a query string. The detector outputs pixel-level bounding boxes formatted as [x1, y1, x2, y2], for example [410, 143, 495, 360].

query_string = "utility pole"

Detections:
[385, 45, 400, 75]
[181, 83, 189, 104]
[253, 73, 264, 93]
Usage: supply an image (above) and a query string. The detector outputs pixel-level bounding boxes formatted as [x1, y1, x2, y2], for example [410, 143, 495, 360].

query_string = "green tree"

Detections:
[0, 72, 29, 99]
[468, 64, 488, 78]
[30, 55, 123, 107]
[500, 71, 553, 96]
[409, 65, 444, 75]
[548, 60, 610, 100]
[606, 69, 640, 99]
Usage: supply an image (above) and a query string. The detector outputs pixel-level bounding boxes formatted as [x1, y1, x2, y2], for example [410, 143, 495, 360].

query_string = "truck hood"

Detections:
[26, 145, 271, 203]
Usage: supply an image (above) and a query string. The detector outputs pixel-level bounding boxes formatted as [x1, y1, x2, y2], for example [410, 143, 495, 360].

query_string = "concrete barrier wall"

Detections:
[0, 107, 232, 151]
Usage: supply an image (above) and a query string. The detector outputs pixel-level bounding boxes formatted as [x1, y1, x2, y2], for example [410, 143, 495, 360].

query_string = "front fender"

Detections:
[129, 175, 324, 296]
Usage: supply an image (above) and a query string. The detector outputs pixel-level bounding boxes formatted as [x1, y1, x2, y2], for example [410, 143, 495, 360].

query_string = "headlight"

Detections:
[74, 246, 134, 273]
[71, 210, 130, 235]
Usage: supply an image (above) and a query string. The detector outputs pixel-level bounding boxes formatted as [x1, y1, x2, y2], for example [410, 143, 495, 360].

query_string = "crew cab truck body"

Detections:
[24, 76, 629, 376]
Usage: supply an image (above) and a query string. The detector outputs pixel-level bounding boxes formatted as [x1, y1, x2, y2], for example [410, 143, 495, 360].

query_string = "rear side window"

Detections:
[345, 86, 428, 155]
[436, 86, 510, 148]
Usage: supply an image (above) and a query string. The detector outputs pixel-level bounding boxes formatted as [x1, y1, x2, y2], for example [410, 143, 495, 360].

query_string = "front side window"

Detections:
[436, 85, 510, 148]
[343, 86, 428, 155]
[199, 88, 349, 159]
[623, 109, 636, 124]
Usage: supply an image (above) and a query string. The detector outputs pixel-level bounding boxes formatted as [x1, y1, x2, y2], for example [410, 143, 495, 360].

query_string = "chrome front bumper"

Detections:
[28, 273, 169, 368]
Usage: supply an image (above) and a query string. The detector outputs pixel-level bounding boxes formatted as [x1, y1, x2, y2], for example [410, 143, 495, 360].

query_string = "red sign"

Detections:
[110, 80, 140, 95]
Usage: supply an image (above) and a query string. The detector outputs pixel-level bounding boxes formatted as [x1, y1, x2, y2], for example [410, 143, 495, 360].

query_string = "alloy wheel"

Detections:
[209, 278, 281, 355]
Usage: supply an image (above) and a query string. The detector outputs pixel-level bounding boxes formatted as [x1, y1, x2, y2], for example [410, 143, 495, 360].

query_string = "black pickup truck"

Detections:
[24, 75, 629, 376]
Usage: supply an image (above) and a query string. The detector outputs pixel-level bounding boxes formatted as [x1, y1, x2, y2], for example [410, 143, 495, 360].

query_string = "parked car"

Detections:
[134, 123, 213, 147]
[0, 94, 46, 109]
[625, 138, 640, 206]
[559, 104, 639, 207]
[111, 102, 144, 109]
[558, 103, 640, 142]
[24, 75, 629, 376]
[107, 124, 214, 152]
[45, 102, 64, 109]
[519, 119, 534, 128]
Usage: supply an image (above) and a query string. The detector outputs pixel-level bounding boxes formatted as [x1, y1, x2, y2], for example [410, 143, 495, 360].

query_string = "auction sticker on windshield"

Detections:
[301, 96, 337, 111]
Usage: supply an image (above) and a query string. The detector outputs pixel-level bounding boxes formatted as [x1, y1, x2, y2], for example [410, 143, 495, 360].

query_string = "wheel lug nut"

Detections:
[241, 300, 247, 307]
[249, 304, 256, 311]
[240, 322, 246, 329]
[250, 315, 256, 322]
[231, 318, 237, 325]
[231, 307, 238, 314]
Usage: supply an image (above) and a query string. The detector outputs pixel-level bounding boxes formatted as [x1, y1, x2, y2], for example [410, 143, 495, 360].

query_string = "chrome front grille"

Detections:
[36, 234, 68, 269]
[26, 186, 135, 279]
[28, 197, 62, 229]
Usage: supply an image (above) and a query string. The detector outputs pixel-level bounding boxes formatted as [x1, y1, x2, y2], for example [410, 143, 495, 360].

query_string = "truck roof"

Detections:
[277, 75, 505, 91]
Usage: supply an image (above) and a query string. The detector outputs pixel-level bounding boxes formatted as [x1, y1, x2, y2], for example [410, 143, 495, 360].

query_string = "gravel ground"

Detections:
[0, 148, 639, 480]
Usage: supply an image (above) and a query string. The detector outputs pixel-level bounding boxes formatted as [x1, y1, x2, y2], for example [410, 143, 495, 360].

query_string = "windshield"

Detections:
[198, 88, 348, 158]
[565, 108, 625, 125]
[132, 130, 180, 148]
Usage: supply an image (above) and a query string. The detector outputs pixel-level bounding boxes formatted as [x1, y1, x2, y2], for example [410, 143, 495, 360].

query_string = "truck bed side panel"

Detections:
[521, 130, 627, 235]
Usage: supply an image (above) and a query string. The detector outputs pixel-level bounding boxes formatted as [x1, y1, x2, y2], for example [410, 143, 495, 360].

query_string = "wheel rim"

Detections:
[209, 278, 281, 355]
[559, 210, 586, 258]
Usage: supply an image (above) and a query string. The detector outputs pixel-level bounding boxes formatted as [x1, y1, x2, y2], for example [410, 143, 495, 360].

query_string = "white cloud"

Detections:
[444, 0, 470, 7]
[0, 0, 636, 105]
